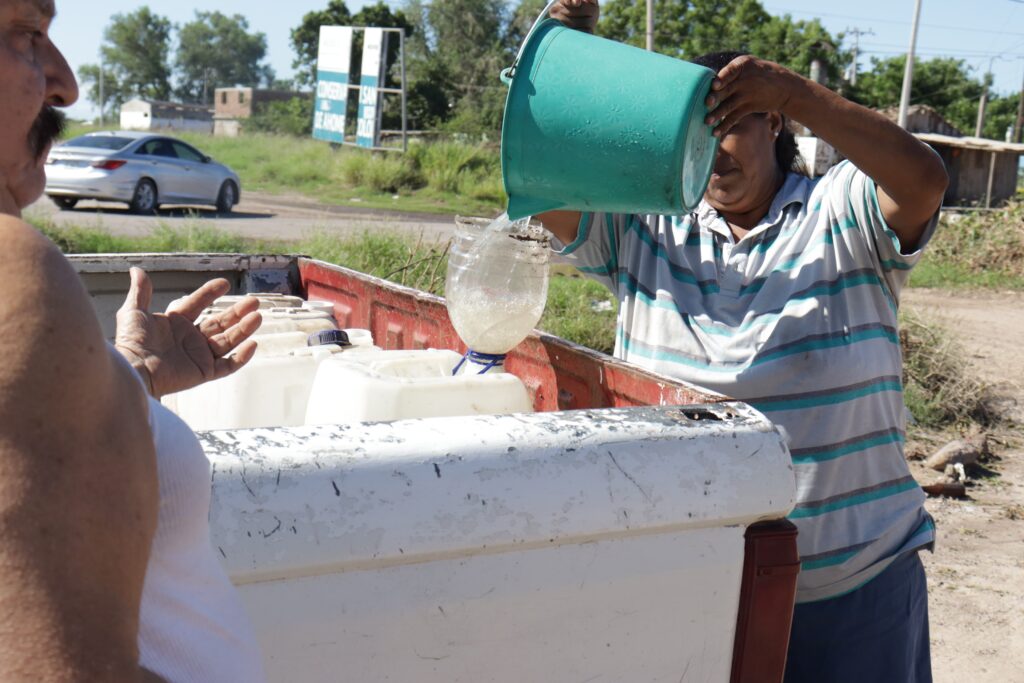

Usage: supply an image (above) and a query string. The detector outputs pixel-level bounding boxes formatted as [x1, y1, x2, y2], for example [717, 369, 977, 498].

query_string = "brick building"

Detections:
[214, 87, 309, 137]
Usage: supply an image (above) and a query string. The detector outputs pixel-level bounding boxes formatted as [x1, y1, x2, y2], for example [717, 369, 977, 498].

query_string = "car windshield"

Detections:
[62, 135, 135, 151]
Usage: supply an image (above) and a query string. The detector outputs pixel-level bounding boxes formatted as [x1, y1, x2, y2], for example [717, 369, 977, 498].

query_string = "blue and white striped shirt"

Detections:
[558, 161, 937, 602]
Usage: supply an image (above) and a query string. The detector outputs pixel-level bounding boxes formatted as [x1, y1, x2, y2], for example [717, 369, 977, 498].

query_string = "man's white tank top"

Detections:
[138, 396, 266, 682]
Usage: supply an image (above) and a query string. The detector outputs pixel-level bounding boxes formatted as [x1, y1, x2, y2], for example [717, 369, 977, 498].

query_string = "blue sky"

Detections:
[51, 0, 1024, 122]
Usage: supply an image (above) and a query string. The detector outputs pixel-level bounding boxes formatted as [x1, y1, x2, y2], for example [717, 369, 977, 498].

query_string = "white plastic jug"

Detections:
[198, 298, 337, 337]
[164, 328, 378, 430]
[304, 349, 533, 425]
[206, 293, 305, 310]
[254, 311, 338, 337]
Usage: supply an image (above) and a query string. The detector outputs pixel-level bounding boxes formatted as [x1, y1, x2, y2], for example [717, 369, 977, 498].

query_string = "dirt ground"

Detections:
[901, 288, 1024, 683]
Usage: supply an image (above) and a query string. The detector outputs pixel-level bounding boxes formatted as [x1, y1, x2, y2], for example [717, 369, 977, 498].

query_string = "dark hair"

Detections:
[691, 51, 807, 177]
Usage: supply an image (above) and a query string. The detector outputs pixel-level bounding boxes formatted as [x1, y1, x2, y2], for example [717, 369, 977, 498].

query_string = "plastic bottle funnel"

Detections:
[500, 11, 720, 220]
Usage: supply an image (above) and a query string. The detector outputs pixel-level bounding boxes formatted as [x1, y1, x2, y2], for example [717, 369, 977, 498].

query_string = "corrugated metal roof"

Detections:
[915, 133, 1024, 154]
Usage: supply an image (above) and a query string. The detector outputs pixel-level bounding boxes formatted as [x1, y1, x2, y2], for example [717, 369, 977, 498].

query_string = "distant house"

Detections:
[213, 87, 309, 137]
[880, 105, 1023, 207]
[914, 134, 1024, 208]
[880, 104, 963, 138]
[119, 99, 214, 134]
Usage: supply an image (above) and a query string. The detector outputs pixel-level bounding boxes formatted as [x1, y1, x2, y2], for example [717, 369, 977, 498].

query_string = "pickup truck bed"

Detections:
[70, 253, 799, 683]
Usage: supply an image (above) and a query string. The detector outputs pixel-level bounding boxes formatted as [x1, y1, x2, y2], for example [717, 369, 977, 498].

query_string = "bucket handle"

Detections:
[502, 0, 559, 85]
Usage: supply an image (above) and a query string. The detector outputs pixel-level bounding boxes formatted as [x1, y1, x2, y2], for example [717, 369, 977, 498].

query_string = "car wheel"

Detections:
[215, 180, 237, 213]
[129, 179, 158, 214]
[50, 196, 78, 210]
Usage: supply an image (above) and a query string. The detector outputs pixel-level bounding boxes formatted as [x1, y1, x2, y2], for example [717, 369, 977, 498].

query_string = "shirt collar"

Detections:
[695, 172, 812, 242]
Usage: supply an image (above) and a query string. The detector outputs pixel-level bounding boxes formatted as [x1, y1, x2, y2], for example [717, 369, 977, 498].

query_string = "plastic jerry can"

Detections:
[304, 349, 533, 425]
[164, 329, 376, 430]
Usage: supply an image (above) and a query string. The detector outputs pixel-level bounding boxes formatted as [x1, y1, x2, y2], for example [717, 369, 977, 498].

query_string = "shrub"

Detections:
[913, 200, 1024, 289]
[245, 97, 315, 137]
[900, 308, 998, 427]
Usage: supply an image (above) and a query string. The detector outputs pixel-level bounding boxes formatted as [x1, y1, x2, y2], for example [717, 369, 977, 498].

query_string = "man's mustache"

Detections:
[29, 106, 67, 160]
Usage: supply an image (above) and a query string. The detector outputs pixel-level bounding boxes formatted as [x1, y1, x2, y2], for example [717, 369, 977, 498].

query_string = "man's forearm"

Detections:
[782, 75, 947, 241]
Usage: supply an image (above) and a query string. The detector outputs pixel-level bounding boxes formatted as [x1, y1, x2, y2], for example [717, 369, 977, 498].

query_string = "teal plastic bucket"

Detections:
[500, 18, 719, 220]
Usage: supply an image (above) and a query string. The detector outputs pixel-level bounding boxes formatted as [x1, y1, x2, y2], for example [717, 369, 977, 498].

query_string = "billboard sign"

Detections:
[356, 28, 388, 148]
[313, 26, 353, 143]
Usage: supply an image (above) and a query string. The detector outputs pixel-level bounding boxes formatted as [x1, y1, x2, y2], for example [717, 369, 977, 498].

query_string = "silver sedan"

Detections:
[44, 131, 241, 214]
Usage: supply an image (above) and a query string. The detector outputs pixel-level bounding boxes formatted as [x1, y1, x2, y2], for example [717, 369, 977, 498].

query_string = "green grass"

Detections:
[540, 270, 618, 355]
[34, 217, 1012, 428]
[29, 215, 617, 350]
[911, 200, 1024, 290]
[300, 229, 450, 295]
[61, 124, 505, 216]
[29, 212, 262, 254]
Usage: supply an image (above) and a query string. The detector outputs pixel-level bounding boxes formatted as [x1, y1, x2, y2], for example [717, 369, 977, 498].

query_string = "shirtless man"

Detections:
[0, 2, 260, 679]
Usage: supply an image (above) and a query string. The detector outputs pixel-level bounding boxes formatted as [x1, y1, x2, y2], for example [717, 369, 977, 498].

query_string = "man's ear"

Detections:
[767, 111, 784, 137]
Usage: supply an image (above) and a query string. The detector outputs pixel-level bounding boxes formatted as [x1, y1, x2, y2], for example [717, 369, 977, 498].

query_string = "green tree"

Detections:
[420, 0, 510, 134]
[290, 1, 353, 89]
[77, 64, 121, 121]
[506, 0, 547, 51]
[850, 56, 985, 134]
[176, 11, 274, 104]
[400, 0, 451, 129]
[353, 2, 415, 86]
[598, 0, 844, 86]
[598, 0, 689, 54]
[78, 7, 173, 110]
[291, 1, 413, 88]
[246, 97, 315, 136]
[981, 93, 1021, 142]
[290, 1, 415, 132]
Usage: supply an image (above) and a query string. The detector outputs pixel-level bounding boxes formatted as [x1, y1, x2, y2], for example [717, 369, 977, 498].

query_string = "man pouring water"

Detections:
[540, 2, 947, 681]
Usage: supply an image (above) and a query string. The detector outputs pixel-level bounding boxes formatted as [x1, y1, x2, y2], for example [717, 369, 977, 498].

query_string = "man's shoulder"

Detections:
[0, 214, 95, 338]
[0, 214, 59, 262]
[0, 215, 137, 429]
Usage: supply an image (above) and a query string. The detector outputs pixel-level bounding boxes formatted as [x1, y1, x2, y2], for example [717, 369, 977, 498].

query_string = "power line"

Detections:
[862, 48, 1024, 59]
[860, 41, 1024, 57]
[771, 6, 1024, 38]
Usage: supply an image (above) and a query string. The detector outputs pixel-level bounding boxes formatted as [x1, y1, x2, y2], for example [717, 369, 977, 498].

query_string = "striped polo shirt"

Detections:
[557, 160, 937, 602]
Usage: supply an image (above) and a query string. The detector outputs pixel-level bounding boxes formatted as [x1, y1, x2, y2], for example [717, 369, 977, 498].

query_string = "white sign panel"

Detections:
[313, 26, 353, 143]
[356, 28, 387, 148]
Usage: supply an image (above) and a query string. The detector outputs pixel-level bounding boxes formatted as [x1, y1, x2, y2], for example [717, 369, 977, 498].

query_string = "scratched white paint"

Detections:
[201, 402, 795, 682]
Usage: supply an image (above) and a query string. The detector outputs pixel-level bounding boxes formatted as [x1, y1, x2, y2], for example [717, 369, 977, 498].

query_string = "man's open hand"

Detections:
[115, 267, 262, 398]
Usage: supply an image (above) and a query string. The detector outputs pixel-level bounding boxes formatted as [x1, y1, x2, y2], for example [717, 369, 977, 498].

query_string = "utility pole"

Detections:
[897, 0, 923, 129]
[975, 79, 989, 138]
[975, 57, 996, 139]
[98, 59, 105, 127]
[646, 0, 654, 52]
[846, 27, 874, 86]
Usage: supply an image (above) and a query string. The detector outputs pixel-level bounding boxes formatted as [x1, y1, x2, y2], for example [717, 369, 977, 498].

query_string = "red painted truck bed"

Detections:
[71, 252, 799, 683]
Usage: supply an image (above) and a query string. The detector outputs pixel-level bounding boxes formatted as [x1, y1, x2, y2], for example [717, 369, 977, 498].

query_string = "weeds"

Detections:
[913, 201, 1024, 290]
[58, 124, 504, 216]
[29, 216, 1001, 431]
[539, 273, 618, 355]
[27, 212, 259, 254]
[900, 308, 999, 428]
[299, 230, 449, 295]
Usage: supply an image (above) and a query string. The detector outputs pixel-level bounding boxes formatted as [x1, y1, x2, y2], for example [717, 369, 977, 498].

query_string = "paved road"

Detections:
[25, 192, 458, 245]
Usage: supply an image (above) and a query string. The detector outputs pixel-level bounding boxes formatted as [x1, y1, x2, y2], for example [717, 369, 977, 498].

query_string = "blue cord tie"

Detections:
[452, 349, 507, 375]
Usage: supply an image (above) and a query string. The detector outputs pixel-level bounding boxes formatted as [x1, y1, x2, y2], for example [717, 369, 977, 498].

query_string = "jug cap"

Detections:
[308, 329, 352, 348]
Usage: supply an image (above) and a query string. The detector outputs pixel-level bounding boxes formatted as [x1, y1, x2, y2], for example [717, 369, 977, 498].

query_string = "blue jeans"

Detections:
[784, 551, 932, 683]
